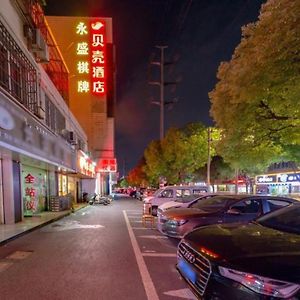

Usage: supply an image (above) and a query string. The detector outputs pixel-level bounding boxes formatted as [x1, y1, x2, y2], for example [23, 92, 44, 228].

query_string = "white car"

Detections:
[143, 185, 209, 216]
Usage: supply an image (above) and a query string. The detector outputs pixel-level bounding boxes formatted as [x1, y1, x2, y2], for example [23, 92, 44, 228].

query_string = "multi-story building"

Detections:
[0, 0, 96, 224]
[46, 15, 117, 196]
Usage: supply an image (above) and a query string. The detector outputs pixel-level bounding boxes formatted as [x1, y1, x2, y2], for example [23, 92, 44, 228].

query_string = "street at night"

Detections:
[0, 197, 196, 300]
[0, 0, 300, 299]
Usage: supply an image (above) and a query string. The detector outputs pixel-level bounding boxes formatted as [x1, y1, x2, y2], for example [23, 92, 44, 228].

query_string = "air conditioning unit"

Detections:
[77, 139, 86, 151]
[23, 24, 34, 40]
[31, 29, 50, 63]
[36, 45, 50, 63]
[32, 29, 44, 50]
[34, 106, 45, 120]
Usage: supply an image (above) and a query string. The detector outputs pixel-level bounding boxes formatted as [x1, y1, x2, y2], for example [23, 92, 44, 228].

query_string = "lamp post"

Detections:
[207, 127, 211, 192]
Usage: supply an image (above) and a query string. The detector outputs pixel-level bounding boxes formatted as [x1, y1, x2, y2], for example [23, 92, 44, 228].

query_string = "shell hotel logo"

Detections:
[75, 19, 106, 96]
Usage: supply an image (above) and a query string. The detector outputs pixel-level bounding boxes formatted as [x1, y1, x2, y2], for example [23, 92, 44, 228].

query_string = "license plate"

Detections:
[178, 258, 197, 283]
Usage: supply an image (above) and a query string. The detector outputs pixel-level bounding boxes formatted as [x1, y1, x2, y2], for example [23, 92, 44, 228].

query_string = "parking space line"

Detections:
[142, 253, 177, 257]
[123, 210, 159, 300]
[131, 227, 149, 230]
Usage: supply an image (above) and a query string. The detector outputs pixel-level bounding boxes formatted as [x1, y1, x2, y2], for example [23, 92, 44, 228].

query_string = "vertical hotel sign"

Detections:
[76, 19, 106, 96]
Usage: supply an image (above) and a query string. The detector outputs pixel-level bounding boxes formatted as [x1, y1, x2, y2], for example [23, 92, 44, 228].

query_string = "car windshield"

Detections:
[256, 205, 300, 235]
[153, 189, 163, 197]
[189, 196, 233, 212]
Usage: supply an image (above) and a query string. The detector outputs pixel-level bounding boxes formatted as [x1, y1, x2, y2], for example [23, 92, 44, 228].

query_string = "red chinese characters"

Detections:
[25, 174, 35, 184]
[98, 158, 117, 172]
[89, 19, 106, 95]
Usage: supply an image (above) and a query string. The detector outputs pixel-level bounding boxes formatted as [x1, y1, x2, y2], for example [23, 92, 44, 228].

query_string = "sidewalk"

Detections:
[0, 203, 88, 245]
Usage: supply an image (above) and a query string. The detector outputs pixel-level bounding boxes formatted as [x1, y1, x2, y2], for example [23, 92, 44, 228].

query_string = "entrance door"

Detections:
[13, 161, 22, 222]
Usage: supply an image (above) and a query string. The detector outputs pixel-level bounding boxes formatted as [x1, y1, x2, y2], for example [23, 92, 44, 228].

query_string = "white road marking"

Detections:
[42, 220, 104, 232]
[164, 288, 197, 299]
[6, 251, 33, 260]
[131, 227, 149, 230]
[139, 235, 168, 239]
[123, 210, 159, 300]
[142, 253, 177, 257]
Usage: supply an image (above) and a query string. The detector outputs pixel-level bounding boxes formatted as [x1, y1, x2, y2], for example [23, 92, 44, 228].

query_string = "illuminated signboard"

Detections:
[78, 151, 96, 177]
[255, 175, 277, 184]
[98, 158, 117, 172]
[75, 19, 106, 96]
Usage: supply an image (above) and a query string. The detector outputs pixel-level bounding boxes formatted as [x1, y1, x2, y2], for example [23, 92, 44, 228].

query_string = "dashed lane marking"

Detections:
[6, 251, 33, 260]
[123, 210, 159, 300]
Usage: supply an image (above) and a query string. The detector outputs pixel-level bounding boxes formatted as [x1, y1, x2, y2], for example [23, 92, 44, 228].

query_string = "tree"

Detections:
[143, 123, 210, 184]
[196, 155, 235, 186]
[143, 140, 166, 185]
[127, 157, 148, 187]
[209, 0, 300, 169]
[161, 123, 209, 183]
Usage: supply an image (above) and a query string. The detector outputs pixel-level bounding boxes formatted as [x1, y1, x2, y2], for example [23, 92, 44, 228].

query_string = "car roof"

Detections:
[209, 194, 297, 202]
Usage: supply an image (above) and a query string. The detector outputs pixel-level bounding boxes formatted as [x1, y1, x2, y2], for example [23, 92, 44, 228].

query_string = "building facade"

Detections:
[0, 0, 95, 224]
[46, 15, 117, 196]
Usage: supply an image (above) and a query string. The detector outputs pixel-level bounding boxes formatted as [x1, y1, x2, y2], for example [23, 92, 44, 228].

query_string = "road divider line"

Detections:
[123, 210, 159, 300]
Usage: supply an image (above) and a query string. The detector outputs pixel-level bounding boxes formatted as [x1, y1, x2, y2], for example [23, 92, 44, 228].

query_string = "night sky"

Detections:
[44, 0, 265, 174]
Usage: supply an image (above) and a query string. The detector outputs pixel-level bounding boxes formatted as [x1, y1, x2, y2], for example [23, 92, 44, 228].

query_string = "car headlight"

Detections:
[219, 266, 300, 298]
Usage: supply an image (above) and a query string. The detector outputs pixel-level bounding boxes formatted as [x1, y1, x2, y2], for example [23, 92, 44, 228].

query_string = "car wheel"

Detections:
[152, 206, 158, 216]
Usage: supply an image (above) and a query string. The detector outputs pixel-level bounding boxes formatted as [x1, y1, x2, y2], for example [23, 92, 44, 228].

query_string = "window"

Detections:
[0, 44, 9, 89]
[45, 94, 66, 134]
[193, 188, 207, 194]
[161, 189, 173, 198]
[230, 199, 261, 214]
[176, 189, 191, 197]
[267, 199, 291, 212]
[0, 21, 38, 114]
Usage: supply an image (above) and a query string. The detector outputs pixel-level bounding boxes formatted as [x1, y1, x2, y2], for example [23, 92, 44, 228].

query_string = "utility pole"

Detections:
[158, 45, 167, 140]
[149, 45, 168, 140]
[149, 45, 179, 140]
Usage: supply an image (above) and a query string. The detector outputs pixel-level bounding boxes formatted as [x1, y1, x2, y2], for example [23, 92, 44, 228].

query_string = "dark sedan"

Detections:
[157, 194, 296, 238]
[177, 202, 300, 299]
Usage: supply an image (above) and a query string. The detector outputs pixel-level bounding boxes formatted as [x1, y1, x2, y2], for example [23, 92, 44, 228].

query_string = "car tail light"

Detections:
[219, 266, 300, 298]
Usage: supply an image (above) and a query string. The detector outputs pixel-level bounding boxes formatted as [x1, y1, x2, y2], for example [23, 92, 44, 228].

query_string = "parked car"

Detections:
[158, 194, 296, 238]
[158, 194, 217, 215]
[144, 185, 208, 216]
[177, 202, 300, 299]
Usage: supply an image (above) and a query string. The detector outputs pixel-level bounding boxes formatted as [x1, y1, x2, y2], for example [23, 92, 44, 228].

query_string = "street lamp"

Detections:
[207, 127, 212, 192]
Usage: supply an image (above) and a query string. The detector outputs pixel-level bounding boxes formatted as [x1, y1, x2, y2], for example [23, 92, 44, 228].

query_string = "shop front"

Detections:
[255, 172, 300, 197]
[75, 150, 96, 202]
[0, 93, 76, 223]
[22, 165, 47, 216]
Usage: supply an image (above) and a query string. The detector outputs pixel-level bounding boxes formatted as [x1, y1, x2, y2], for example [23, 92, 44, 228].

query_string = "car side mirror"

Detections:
[227, 208, 241, 215]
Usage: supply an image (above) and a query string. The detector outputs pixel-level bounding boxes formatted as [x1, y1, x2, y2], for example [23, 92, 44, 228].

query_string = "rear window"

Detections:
[267, 199, 291, 211]
[175, 189, 191, 197]
[189, 195, 232, 212]
[257, 205, 300, 234]
[193, 188, 207, 194]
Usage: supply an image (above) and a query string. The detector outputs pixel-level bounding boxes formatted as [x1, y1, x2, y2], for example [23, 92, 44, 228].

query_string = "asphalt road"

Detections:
[0, 195, 196, 300]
